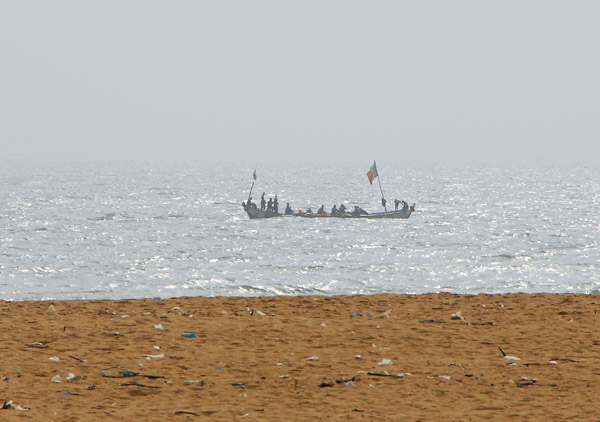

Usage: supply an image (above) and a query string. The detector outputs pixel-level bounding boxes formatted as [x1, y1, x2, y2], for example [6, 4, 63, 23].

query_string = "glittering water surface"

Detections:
[1, 161, 599, 300]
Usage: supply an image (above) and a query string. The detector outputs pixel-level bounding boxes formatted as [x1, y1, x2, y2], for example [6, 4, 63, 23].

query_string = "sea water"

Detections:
[1, 160, 599, 300]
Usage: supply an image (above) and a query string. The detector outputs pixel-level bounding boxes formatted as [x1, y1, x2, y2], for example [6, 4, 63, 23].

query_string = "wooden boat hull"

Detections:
[300, 209, 412, 219]
[245, 207, 412, 220]
[245, 208, 282, 219]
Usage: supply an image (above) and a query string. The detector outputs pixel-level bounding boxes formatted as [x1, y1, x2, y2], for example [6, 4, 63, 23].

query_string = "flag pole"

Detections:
[247, 168, 257, 202]
[247, 181, 255, 202]
[368, 160, 387, 211]
[377, 172, 387, 211]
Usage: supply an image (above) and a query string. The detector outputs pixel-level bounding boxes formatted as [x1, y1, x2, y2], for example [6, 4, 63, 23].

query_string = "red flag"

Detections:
[367, 161, 378, 184]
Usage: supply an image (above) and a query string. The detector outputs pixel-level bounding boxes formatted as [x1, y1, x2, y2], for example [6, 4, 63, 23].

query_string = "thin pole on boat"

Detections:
[377, 173, 387, 212]
[247, 168, 257, 202]
[369, 160, 387, 212]
[247, 181, 255, 202]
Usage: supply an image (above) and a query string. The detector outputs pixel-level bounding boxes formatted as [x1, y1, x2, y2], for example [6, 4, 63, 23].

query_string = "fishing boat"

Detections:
[242, 205, 282, 220]
[242, 161, 415, 220]
[242, 204, 413, 220]
[300, 208, 413, 219]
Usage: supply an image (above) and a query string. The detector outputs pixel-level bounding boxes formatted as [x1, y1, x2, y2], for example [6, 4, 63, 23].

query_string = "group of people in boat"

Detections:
[243, 194, 414, 216]
[242, 193, 279, 213]
[290, 203, 369, 217]
[394, 199, 411, 211]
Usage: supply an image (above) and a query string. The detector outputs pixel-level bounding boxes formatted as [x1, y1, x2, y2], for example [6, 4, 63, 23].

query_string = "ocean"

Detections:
[1, 160, 599, 301]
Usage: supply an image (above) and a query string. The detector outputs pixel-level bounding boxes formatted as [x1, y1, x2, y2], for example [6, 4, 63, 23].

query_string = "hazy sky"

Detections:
[1, 1, 599, 163]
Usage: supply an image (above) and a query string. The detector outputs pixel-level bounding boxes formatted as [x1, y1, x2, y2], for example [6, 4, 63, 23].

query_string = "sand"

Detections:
[1, 293, 599, 421]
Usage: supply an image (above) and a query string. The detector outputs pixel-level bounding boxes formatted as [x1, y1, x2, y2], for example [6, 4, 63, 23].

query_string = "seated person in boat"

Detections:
[352, 206, 368, 216]
[243, 197, 256, 211]
[331, 204, 338, 215]
[317, 205, 326, 215]
[338, 204, 347, 214]
[285, 203, 293, 215]
[305, 207, 313, 215]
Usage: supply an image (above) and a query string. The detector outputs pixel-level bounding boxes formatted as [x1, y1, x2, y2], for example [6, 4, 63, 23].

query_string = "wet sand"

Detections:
[1, 293, 599, 421]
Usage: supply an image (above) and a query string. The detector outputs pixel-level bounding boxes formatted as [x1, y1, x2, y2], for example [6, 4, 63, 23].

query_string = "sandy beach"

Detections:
[1, 293, 599, 421]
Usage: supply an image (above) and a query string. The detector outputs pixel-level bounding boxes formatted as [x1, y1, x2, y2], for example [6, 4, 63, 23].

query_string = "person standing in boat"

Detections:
[394, 199, 400, 210]
[267, 197, 273, 212]
[273, 195, 279, 214]
[261, 193, 266, 210]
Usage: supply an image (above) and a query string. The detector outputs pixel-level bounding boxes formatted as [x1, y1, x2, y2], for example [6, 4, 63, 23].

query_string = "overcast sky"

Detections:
[1, 1, 599, 163]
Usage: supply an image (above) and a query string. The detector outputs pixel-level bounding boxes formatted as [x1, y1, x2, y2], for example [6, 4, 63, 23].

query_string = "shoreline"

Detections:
[5, 290, 598, 303]
[2, 293, 599, 420]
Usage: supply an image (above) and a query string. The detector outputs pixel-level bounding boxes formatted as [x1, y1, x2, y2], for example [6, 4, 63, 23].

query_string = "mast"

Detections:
[377, 171, 387, 212]
[368, 160, 387, 211]
[247, 168, 257, 202]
